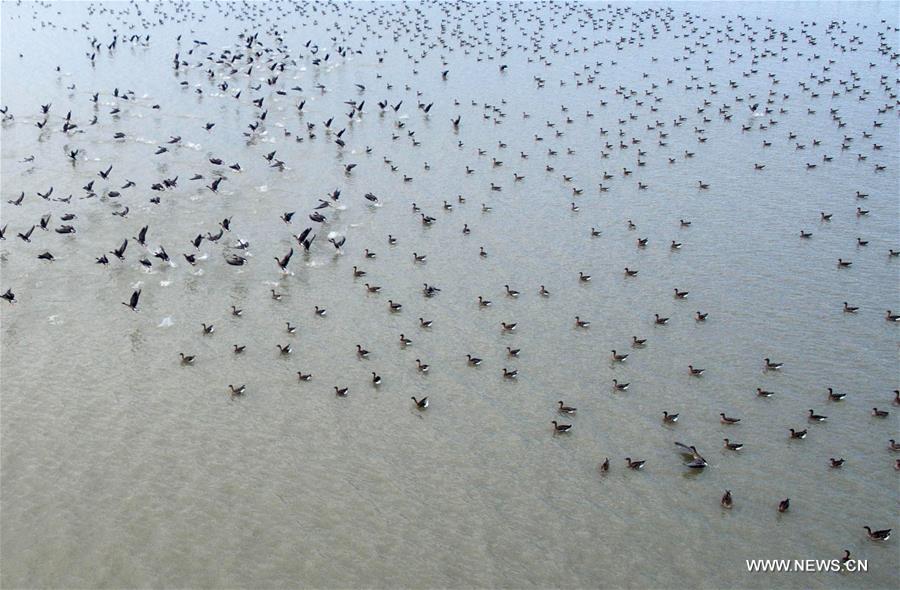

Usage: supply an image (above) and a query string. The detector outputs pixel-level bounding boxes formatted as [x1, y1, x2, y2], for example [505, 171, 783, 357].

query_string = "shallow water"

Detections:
[1, 1, 898, 589]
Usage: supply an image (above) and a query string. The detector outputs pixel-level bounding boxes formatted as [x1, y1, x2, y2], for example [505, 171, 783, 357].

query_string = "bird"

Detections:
[334, 387, 349, 397]
[662, 411, 678, 423]
[721, 490, 733, 508]
[808, 409, 827, 422]
[764, 358, 783, 370]
[625, 458, 645, 470]
[275, 248, 293, 271]
[558, 401, 577, 414]
[179, 353, 195, 365]
[122, 289, 141, 311]
[551, 421, 572, 433]
[827, 388, 847, 401]
[789, 428, 808, 439]
[720, 413, 740, 424]
[863, 527, 891, 542]
[778, 499, 790, 513]
[17, 226, 35, 242]
[411, 396, 429, 409]
[723, 439, 743, 451]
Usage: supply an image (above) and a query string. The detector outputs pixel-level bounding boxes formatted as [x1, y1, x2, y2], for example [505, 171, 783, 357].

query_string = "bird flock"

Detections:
[1, 0, 898, 575]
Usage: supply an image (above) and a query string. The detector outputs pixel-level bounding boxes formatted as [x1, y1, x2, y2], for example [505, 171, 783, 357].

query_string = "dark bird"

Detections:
[122, 289, 141, 311]
[275, 248, 293, 271]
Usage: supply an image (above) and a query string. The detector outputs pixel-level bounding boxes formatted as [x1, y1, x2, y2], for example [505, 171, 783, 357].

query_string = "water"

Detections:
[1, 1, 898, 588]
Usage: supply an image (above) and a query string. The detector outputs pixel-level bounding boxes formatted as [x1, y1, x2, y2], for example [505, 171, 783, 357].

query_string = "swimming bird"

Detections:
[625, 458, 645, 470]
[412, 396, 429, 409]
[552, 421, 572, 433]
[558, 401, 577, 414]
[721, 490, 733, 508]
[808, 409, 827, 422]
[723, 439, 743, 451]
[720, 413, 740, 425]
[778, 499, 790, 513]
[863, 527, 891, 542]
